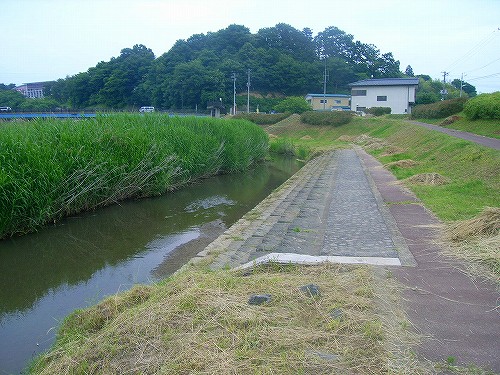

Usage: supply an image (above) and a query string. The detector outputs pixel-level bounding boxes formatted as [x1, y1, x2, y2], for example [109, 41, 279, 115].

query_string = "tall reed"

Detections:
[0, 114, 268, 238]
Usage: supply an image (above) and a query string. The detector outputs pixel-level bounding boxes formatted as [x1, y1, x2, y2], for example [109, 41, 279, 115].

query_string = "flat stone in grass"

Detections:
[248, 294, 272, 305]
[300, 284, 321, 297]
[329, 308, 344, 320]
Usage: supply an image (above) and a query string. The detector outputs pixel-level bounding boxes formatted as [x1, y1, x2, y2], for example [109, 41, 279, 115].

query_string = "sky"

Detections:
[1, 0, 499, 94]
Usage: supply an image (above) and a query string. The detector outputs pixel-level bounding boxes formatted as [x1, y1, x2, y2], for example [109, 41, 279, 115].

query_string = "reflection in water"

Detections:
[0, 156, 301, 374]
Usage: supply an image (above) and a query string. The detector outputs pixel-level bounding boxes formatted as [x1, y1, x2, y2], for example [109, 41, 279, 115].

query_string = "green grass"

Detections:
[441, 117, 500, 139]
[268, 116, 499, 221]
[411, 114, 500, 139]
[0, 114, 268, 238]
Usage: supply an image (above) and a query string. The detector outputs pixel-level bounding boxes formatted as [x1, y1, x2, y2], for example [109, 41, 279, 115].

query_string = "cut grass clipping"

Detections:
[30, 264, 419, 374]
[445, 207, 500, 277]
[403, 173, 450, 186]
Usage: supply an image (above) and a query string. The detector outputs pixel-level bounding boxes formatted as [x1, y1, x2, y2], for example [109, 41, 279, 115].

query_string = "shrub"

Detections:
[274, 97, 312, 114]
[365, 107, 391, 116]
[411, 98, 467, 119]
[233, 112, 290, 125]
[300, 111, 353, 127]
[463, 92, 500, 120]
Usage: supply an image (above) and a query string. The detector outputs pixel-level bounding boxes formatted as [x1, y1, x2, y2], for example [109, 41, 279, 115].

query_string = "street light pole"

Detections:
[460, 73, 466, 97]
[231, 72, 237, 115]
[247, 69, 251, 113]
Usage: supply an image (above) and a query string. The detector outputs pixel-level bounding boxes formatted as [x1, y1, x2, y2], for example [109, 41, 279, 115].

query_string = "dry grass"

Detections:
[384, 159, 418, 169]
[444, 207, 500, 278]
[31, 263, 422, 374]
[440, 115, 462, 126]
[337, 135, 355, 142]
[447, 207, 500, 241]
[353, 134, 388, 151]
[403, 173, 450, 186]
[380, 147, 406, 157]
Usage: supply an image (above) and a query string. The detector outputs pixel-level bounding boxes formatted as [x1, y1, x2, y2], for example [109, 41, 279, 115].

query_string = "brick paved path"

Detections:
[207, 149, 414, 270]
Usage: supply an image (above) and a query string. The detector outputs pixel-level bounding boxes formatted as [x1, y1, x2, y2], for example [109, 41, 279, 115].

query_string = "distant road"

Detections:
[0, 113, 96, 120]
[407, 120, 500, 150]
[0, 112, 209, 120]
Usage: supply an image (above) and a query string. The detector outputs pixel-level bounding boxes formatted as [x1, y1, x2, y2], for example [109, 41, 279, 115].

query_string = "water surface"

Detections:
[0, 156, 302, 374]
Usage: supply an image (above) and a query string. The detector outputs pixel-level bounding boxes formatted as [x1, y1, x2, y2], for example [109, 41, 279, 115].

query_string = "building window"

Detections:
[377, 96, 387, 101]
[320, 99, 328, 103]
[352, 90, 367, 96]
[335, 100, 341, 104]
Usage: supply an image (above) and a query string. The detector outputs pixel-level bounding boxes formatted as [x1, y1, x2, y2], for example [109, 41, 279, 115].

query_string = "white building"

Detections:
[348, 78, 419, 114]
[14, 82, 49, 99]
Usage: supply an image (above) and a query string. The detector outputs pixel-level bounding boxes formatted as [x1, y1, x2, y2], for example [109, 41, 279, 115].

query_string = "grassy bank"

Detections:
[31, 263, 421, 374]
[269, 116, 499, 221]
[410, 115, 500, 139]
[0, 114, 268, 238]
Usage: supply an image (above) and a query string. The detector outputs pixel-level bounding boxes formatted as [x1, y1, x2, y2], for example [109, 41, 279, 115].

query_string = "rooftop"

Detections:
[305, 93, 350, 98]
[349, 78, 419, 87]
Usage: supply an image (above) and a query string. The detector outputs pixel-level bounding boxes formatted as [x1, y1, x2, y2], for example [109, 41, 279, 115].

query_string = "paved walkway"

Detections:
[408, 120, 500, 150]
[207, 149, 414, 270]
[190, 148, 499, 372]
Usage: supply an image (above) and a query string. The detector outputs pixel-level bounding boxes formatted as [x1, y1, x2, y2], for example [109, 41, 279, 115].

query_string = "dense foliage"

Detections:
[365, 107, 391, 116]
[463, 92, 500, 120]
[3, 24, 406, 111]
[233, 112, 290, 125]
[300, 111, 353, 126]
[274, 97, 312, 114]
[415, 76, 475, 105]
[411, 98, 467, 119]
[0, 114, 268, 238]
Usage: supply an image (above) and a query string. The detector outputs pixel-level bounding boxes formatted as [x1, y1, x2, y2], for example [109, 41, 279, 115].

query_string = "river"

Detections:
[0, 156, 302, 374]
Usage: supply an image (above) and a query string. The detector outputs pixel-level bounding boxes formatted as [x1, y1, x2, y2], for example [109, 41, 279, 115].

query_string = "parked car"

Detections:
[139, 106, 154, 113]
[0, 106, 12, 112]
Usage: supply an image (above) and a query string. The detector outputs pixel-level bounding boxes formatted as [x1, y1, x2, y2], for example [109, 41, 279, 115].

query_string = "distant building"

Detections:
[305, 93, 351, 111]
[348, 78, 419, 114]
[13, 81, 52, 99]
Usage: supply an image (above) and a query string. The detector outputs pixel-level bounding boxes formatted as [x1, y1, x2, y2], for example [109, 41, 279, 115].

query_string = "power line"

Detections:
[445, 28, 499, 72]
[467, 72, 500, 81]
[464, 57, 500, 74]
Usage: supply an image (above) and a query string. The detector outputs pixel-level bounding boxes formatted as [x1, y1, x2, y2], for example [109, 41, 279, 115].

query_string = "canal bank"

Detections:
[184, 148, 499, 373]
[0, 156, 302, 375]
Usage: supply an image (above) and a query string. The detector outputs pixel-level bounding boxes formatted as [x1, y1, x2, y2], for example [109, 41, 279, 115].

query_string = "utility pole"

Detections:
[323, 58, 329, 111]
[231, 72, 236, 115]
[440, 71, 449, 100]
[246, 69, 251, 113]
[459, 73, 466, 97]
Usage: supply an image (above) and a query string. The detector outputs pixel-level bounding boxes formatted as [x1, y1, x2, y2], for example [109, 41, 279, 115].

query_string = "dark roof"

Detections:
[349, 78, 419, 87]
[305, 93, 350, 98]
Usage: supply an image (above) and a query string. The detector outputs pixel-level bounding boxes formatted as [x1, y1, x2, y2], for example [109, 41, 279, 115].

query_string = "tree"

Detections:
[0, 83, 16, 90]
[313, 26, 355, 60]
[451, 79, 476, 97]
[0, 90, 25, 109]
[274, 97, 312, 114]
[45, 23, 408, 110]
[405, 65, 414, 77]
[256, 23, 316, 62]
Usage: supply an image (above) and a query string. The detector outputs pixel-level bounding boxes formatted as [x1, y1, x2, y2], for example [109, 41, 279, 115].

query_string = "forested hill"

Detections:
[46, 23, 404, 110]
